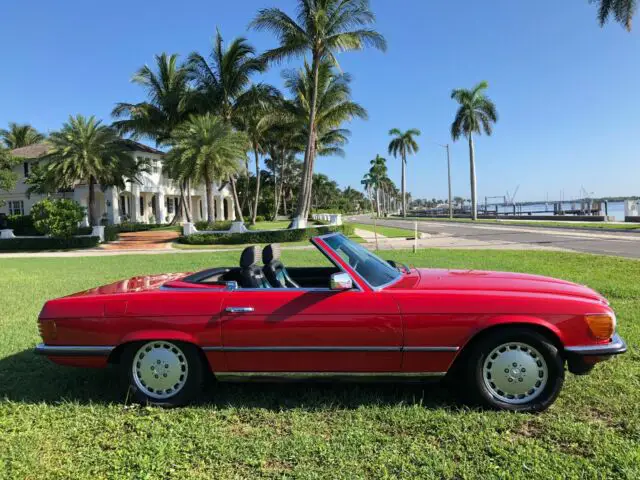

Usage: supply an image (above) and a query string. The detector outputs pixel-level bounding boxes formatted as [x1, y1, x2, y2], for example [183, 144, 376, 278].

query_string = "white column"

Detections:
[105, 187, 120, 225]
[226, 197, 236, 221]
[130, 185, 140, 222]
[156, 192, 166, 224]
[201, 193, 209, 222]
[215, 196, 224, 221]
[73, 187, 89, 227]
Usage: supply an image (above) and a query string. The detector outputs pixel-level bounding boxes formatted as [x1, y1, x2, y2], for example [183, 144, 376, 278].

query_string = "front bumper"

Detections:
[565, 333, 626, 375]
[564, 333, 627, 356]
[34, 343, 114, 357]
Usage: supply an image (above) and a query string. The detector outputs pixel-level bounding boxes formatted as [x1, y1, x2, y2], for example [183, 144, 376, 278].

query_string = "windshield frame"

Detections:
[313, 232, 402, 292]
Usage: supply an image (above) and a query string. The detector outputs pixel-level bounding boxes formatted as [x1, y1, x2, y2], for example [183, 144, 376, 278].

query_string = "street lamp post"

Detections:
[434, 142, 453, 219]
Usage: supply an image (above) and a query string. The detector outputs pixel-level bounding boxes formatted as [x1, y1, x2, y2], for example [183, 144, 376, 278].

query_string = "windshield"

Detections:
[322, 234, 401, 289]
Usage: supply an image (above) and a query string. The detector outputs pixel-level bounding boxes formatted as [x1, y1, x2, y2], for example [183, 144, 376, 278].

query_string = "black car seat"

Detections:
[262, 244, 300, 288]
[239, 246, 271, 288]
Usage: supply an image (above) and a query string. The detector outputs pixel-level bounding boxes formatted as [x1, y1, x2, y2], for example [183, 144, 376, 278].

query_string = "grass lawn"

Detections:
[1, 249, 639, 478]
[350, 222, 417, 238]
[248, 220, 292, 231]
[401, 216, 640, 231]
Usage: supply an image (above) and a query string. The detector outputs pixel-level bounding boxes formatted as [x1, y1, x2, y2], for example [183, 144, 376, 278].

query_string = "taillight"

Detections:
[38, 319, 57, 341]
[585, 314, 615, 340]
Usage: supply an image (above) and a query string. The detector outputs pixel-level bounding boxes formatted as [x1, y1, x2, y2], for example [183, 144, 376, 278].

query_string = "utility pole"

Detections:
[446, 144, 452, 219]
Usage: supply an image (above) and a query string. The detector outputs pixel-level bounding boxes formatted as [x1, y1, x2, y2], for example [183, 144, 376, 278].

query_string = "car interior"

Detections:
[181, 244, 340, 289]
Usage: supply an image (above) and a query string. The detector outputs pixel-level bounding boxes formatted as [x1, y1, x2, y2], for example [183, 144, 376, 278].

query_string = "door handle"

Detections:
[225, 307, 254, 313]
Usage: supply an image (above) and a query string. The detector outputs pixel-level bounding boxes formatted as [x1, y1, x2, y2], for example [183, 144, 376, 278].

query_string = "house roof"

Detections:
[9, 140, 164, 159]
[10, 143, 51, 159]
[121, 140, 164, 155]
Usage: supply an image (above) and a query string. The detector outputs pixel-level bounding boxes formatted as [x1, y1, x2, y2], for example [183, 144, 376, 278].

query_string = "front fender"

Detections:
[464, 315, 566, 348]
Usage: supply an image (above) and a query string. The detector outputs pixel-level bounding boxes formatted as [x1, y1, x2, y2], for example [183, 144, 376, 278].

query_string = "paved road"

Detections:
[349, 215, 640, 259]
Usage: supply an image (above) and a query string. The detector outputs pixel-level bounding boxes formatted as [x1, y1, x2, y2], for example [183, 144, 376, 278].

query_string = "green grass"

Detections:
[350, 222, 417, 238]
[401, 216, 640, 231]
[248, 220, 292, 231]
[1, 249, 639, 478]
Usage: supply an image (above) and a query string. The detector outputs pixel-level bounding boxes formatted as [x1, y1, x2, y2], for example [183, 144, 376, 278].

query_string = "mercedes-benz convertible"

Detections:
[35, 233, 626, 412]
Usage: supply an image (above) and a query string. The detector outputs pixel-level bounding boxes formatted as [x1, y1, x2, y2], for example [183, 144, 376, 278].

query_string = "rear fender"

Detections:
[119, 330, 200, 346]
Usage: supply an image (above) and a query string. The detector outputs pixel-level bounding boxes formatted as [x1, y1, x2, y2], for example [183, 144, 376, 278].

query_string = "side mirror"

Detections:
[225, 281, 239, 291]
[330, 272, 353, 291]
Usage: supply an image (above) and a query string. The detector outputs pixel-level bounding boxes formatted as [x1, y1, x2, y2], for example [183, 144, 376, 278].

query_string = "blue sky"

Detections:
[2, 0, 639, 201]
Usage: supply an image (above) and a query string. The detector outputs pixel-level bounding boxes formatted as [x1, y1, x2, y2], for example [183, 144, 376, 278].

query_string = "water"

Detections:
[492, 201, 626, 221]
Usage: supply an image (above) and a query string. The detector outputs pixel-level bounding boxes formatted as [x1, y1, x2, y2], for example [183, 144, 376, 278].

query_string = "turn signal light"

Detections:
[585, 314, 615, 340]
[38, 319, 57, 341]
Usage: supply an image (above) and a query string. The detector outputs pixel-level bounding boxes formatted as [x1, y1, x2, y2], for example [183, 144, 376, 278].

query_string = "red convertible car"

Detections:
[36, 233, 626, 412]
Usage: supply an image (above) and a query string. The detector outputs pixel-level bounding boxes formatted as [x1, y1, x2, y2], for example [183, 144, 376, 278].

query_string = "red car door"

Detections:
[219, 288, 402, 373]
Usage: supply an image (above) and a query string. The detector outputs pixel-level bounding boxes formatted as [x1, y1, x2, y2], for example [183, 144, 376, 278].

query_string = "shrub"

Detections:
[179, 223, 354, 245]
[0, 236, 99, 251]
[195, 220, 233, 231]
[254, 215, 266, 223]
[116, 222, 155, 233]
[31, 199, 85, 239]
[6, 215, 39, 235]
[104, 225, 119, 242]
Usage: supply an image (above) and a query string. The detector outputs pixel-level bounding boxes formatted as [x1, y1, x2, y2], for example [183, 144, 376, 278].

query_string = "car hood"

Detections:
[66, 273, 188, 297]
[389, 268, 607, 303]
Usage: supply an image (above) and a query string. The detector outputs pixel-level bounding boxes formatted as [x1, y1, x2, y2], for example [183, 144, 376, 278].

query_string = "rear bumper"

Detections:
[34, 343, 114, 357]
[564, 333, 627, 356]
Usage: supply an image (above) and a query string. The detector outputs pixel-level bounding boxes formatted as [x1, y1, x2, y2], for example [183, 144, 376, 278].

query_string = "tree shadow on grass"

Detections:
[0, 349, 461, 411]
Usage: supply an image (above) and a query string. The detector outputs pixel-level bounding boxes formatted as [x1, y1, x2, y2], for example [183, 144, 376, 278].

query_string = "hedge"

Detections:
[178, 223, 354, 245]
[0, 236, 100, 251]
[194, 220, 233, 231]
[6, 215, 39, 235]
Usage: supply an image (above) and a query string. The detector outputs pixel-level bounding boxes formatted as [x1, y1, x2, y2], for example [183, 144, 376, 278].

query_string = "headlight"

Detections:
[585, 313, 616, 340]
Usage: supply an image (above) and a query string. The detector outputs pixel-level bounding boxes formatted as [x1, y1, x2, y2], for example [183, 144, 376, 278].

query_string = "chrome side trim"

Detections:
[202, 345, 459, 352]
[215, 371, 447, 380]
[203, 346, 401, 352]
[404, 346, 460, 352]
[34, 343, 114, 357]
[565, 333, 627, 356]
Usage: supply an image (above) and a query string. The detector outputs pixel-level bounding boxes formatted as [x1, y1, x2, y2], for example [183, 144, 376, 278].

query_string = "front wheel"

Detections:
[465, 328, 564, 412]
[123, 340, 204, 407]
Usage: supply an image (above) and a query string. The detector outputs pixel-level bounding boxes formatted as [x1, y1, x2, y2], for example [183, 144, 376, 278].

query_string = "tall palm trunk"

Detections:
[204, 170, 215, 223]
[180, 181, 192, 223]
[401, 148, 407, 217]
[229, 175, 244, 222]
[293, 56, 320, 227]
[251, 146, 261, 225]
[88, 175, 97, 226]
[468, 134, 477, 220]
[376, 187, 381, 217]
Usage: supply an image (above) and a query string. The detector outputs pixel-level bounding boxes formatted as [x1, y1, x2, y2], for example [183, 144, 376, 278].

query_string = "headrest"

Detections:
[240, 246, 260, 268]
[262, 244, 282, 265]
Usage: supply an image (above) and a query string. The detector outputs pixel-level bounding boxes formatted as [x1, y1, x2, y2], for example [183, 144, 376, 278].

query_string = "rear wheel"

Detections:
[465, 328, 564, 412]
[123, 341, 203, 407]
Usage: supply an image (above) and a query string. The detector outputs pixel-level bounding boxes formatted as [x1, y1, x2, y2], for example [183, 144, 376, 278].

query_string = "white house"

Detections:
[0, 141, 236, 226]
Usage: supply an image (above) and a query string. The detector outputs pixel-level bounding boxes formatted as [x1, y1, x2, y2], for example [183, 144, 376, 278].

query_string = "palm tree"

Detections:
[250, 0, 386, 227]
[1, 148, 18, 195]
[1, 123, 45, 149]
[43, 115, 143, 225]
[112, 53, 193, 145]
[388, 128, 420, 217]
[367, 154, 388, 217]
[167, 114, 247, 223]
[281, 60, 367, 218]
[112, 53, 196, 223]
[591, 0, 636, 31]
[187, 30, 267, 217]
[450, 81, 498, 221]
[235, 84, 282, 224]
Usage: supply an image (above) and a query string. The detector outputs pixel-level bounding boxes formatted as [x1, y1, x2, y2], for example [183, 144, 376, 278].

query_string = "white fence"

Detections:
[0, 225, 105, 242]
